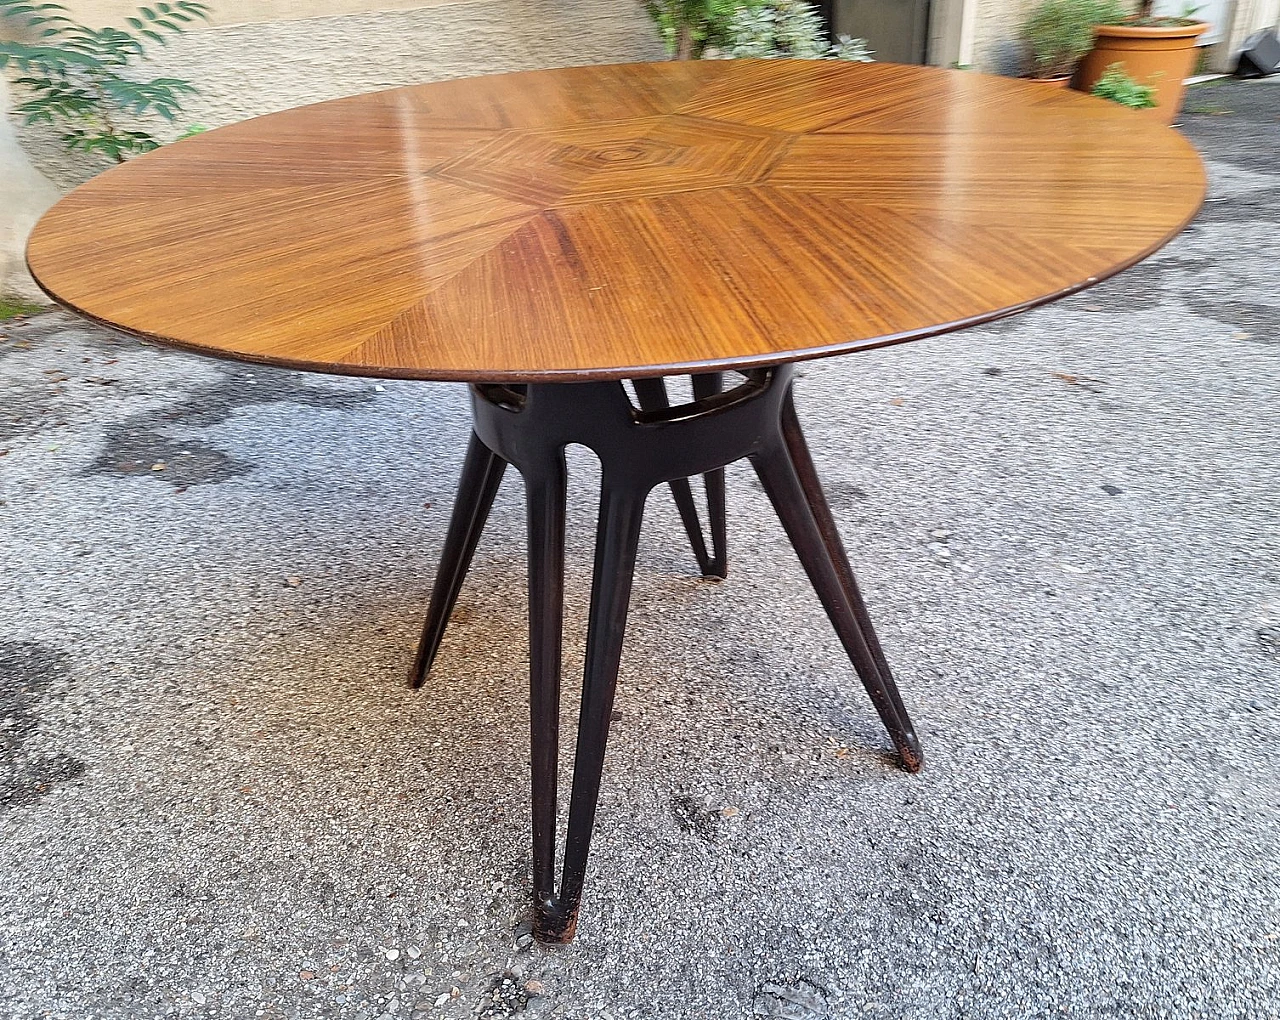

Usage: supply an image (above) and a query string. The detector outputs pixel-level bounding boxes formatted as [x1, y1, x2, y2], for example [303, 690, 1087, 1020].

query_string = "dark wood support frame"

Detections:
[410, 366, 922, 943]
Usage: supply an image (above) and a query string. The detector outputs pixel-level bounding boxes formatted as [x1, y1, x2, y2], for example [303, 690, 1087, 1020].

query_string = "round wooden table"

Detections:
[27, 60, 1205, 942]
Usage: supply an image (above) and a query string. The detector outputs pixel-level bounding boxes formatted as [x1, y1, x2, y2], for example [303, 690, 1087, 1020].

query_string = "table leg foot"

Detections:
[534, 899, 579, 944]
[409, 432, 506, 688]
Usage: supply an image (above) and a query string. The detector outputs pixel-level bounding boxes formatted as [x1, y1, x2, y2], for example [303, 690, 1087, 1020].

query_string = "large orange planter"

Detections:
[1074, 20, 1208, 125]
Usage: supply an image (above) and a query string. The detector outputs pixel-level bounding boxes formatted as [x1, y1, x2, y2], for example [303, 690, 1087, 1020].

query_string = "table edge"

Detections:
[27, 181, 1204, 384]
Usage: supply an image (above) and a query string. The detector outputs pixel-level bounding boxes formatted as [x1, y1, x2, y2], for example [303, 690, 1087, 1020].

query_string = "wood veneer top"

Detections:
[26, 61, 1205, 382]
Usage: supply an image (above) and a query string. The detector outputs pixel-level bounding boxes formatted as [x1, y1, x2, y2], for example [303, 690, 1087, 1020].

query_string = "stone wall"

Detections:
[970, 0, 1027, 75]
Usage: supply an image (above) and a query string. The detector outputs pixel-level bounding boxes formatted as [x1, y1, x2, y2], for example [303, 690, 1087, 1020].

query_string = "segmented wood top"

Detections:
[27, 61, 1205, 382]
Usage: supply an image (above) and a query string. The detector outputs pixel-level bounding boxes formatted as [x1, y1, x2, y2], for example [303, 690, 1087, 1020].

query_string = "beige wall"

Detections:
[0, 78, 59, 302]
[43, 0, 486, 29]
[968, 0, 1025, 73]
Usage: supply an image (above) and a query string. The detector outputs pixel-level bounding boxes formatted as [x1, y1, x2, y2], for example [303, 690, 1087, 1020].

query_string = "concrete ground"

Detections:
[1, 78, 1277, 1020]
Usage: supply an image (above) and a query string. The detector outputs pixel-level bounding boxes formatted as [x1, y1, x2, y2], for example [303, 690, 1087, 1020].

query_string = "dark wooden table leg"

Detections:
[630, 377, 717, 578]
[535, 478, 647, 942]
[691, 372, 728, 578]
[749, 429, 923, 773]
[778, 392, 920, 766]
[409, 431, 507, 687]
[524, 449, 568, 938]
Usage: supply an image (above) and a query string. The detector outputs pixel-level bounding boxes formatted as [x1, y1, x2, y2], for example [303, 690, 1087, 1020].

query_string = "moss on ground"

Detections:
[0, 299, 48, 321]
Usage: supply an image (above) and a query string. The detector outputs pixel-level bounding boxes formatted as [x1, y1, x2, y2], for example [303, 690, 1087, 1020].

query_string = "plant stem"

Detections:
[676, 23, 694, 59]
[88, 73, 127, 162]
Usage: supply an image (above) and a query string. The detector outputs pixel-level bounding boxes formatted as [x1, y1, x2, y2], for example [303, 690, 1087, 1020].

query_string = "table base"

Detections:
[409, 364, 922, 943]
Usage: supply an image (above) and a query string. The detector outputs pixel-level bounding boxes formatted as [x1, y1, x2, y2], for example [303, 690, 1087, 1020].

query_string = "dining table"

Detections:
[25, 58, 1206, 943]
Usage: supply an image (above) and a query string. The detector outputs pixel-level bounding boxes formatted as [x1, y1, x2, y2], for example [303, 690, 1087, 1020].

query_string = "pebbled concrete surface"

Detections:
[0, 79, 1278, 1020]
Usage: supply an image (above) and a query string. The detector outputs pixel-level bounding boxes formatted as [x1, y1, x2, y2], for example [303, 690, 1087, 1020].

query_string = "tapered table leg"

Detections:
[779, 393, 918, 750]
[630, 377, 715, 577]
[525, 451, 568, 934]
[410, 432, 507, 687]
[750, 437, 923, 773]
[691, 373, 727, 578]
[535, 478, 647, 943]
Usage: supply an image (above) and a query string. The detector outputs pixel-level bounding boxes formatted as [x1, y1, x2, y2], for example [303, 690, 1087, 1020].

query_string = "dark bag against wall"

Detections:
[1235, 29, 1280, 78]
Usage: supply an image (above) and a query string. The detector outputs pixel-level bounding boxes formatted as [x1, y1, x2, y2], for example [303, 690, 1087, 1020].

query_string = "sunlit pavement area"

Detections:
[1, 79, 1277, 1019]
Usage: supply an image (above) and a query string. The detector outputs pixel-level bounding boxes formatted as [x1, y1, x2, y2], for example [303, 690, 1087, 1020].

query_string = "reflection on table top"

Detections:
[27, 60, 1205, 383]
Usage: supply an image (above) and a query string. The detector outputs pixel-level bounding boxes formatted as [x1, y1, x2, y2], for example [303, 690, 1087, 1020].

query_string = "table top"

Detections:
[26, 61, 1205, 383]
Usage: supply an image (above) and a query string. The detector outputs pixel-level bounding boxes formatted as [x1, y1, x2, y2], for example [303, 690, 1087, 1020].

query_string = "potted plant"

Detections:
[1073, 0, 1209, 124]
[1021, 0, 1121, 87]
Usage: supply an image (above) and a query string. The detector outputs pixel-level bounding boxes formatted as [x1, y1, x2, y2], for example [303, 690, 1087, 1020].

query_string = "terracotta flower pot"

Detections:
[1074, 20, 1208, 125]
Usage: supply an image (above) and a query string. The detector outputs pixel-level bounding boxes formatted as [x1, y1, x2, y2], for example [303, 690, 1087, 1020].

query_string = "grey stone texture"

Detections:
[0, 78, 1277, 1020]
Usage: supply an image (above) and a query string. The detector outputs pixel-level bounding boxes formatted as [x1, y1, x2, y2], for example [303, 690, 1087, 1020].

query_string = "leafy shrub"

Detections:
[713, 0, 873, 61]
[1021, 0, 1124, 78]
[1091, 62, 1159, 108]
[643, 0, 870, 61]
[0, 0, 209, 163]
[642, 0, 742, 59]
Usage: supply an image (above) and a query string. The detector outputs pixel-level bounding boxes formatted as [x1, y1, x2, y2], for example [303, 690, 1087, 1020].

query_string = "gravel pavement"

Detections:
[0, 78, 1277, 1020]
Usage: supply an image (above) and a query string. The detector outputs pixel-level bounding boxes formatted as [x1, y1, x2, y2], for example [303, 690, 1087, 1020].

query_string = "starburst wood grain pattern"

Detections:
[26, 61, 1205, 382]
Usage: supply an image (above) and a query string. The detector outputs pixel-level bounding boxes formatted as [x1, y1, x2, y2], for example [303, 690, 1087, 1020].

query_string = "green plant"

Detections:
[1091, 62, 1158, 107]
[0, 297, 46, 320]
[1104, 0, 1200, 24]
[642, 0, 744, 59]
[714, 0, 873, 60]
[1021, 0, 1123, 78]
[0, 0, 209, 163]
